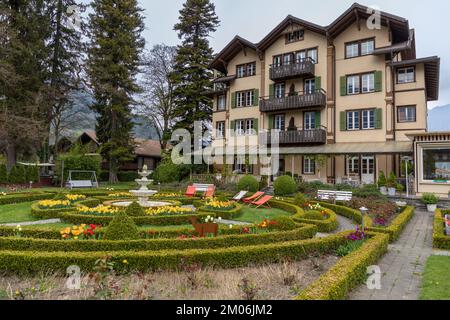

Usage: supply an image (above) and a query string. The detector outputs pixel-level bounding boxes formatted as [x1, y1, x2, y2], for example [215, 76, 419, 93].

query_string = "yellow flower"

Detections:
[122, 260, 128, 264]
[145, 206, 194, 216]
[65, 194, 86, 201]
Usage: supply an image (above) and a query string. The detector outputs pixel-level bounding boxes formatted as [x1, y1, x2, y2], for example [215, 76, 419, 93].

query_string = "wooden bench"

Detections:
[193, 183, 215, 193]
[66, 180, 96, 189]
[317, 190, 353, 202]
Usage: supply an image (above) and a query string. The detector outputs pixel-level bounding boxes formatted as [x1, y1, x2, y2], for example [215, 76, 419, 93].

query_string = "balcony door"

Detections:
[361, 156, 375, 184]
[274, 83, 285, 99]
[304, 78, 316, 94]
[274, 114, 285, 131]
[304, 112, 316, 130]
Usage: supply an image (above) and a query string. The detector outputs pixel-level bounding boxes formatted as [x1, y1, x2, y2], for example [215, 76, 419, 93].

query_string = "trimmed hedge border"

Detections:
[366, 206, 415, 242]
[0, 232, 348, 275]
[297, 232, 390, 300]
[198, 203, 243, 220]
[293, 208, 339, 233]
[30, 202, 76, 219]
[318, 202, 373, 228]
[0, 192, 54, 205]
[0, 223, 317, 252]
[433, 209, 450, 250]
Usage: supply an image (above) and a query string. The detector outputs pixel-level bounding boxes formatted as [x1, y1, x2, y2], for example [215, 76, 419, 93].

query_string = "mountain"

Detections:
[428, 105, 450, 132]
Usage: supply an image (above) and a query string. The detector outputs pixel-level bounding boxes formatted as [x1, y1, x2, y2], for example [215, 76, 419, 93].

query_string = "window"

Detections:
[216, 121, 225, 138]
[286, 30, 304, 43]
[295, 51, 306, 62]
[273, 55, 282, 67]
[274, 114, 285, 131]
[237, 92, 245, 107]
[304, 112, 316, 130]
[246, 91, 254, 107]
[274, 83, 285, 99]
[246, 119, 254, 134]
[347, 111, 360, 130]
[361, 73, 375, 93]
[397, 67, 415, 84]
[303, 157, 315, 174]
[304, 78, 316, 94]
[398, 106, 416, 123]
[347, 157, 360, 175]
[362, 109, 375, 129]
[236, 62, 256, 78]
[235, 119, 254, 136]
[423, 148, 450, 181]
[347, 75, 360, 95]
[283, 54, 292, 65]
[361, 39, 375, 55]
[307, 48, 318, 64]
[236, 90, 254, 107]
[346, 39, 375, 58]
[217, 95, 226, 111]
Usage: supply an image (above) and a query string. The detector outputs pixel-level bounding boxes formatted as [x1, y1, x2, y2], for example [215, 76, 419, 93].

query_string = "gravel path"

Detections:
[0, 219, 61, 227]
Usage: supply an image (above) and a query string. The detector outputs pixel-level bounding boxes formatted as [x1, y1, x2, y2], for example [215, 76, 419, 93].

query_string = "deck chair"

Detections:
[204, 185, 216, 198]
[232, 191, 248, 202]
[242, 192, 264, 204]
[251, 195, 273, 208]
[185, 185, 197, 197]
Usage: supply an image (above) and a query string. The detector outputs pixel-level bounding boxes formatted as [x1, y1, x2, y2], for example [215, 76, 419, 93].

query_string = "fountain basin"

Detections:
[107, 199, 173, 208]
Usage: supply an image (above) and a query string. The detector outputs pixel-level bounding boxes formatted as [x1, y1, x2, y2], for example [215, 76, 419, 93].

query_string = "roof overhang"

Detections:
[210, 36, 258, 74]
[213, 75, 236, 83]
[392, 56, 440, 101]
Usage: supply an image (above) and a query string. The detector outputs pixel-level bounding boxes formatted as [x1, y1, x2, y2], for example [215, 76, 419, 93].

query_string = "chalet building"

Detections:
[209, 3, 442, 194]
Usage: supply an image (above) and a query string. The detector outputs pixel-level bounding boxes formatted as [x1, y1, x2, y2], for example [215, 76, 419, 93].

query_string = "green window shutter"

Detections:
[253, 89, 259, 106]
[315, 76, 322, 91]
[231, 92, 236, 108]
[375, 108, 383, 129]
[253, 118, 259, 133]
[269, 84, 275, 98]
[268, 115, 274, 130]
[375, 71, 382, 92]
[315, 111, 321, 128]
[340, 111, 347, 131]
[340, 76, 347, 96]
[230, 120, 235, 136]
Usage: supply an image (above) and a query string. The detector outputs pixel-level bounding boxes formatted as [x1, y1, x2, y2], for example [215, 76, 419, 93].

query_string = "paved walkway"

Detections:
[316, 215, 357, 238]
[0, 218, 61, 227]
[349, 209, 434, 300]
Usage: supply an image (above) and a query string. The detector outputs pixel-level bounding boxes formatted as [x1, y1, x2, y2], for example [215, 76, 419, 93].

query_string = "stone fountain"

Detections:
[110, 165, 171, 208]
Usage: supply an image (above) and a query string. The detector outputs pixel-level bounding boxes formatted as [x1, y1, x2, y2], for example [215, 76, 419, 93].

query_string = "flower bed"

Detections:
[318, 202, 373, 228]
[76, 205, 120, 216]
[293, 207, 339, 233]
[145, 206, 195, 216]
[297, 232, 390, 300]
[366, 206, 415, 242]
[30, 202, 77, 219]
[433, 209, 450, 250]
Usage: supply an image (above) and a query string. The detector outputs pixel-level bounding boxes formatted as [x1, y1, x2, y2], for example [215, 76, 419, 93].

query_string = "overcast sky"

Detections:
[138, 0, 449, 108]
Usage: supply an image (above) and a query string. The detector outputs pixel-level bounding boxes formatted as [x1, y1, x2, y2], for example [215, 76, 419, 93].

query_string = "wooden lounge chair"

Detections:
[232, 191, 248, 202]
[185, 185, 196, 197]
[251, 195, 273, 208]
[242, 192, 264, 204]
[204, 185, 216, 198]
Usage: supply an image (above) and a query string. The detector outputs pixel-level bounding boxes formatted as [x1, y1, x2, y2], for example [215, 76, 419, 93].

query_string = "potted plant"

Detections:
[378, 171, 387, 195]
[421, 193, 439, 213]
[396, 183, 405, 195]
[386, 172, 397, 197]
[448, 191, 450, 200]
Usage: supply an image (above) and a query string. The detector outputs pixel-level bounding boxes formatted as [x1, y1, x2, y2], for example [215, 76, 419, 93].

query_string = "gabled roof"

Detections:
[257, 15, 327, 51]
[210, 36, 258, 74]
[392, 56, 440, 101]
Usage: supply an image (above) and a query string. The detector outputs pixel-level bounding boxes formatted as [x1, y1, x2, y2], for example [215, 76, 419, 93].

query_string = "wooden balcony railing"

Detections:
[260, 89, 326, 113]
[260, 128, 327, 145]
[270, 57, 315, 81]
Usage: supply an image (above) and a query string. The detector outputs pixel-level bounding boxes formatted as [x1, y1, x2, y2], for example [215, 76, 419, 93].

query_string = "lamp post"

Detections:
[359, 207, 369, 233]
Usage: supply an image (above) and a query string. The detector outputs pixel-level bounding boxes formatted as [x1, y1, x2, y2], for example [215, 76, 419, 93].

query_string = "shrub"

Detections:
[117, 171, 139, 182]
[104, 211, 139, 240]
[433, 209, 450, 250]
[303, 210, 326, 221]
[422, 193, 438, 205]
[152, 155, 190, 184]
[26, 166, 39, 183]
[273, 175, 297, 196]
[8, 165, 26, 184]
[0, 164, 8, 183]
[125, 202, 145, 217]
[377, 171, 387, 187]
[237, 175, 259, 192]
[353, 185, 382, 198]
[293, 193, 308, 208]
[386, 172, 397, 188]
[270, 216, 297, 231]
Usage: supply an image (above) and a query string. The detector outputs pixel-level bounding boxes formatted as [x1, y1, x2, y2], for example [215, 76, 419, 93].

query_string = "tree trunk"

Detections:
[6, 142, 16, 171]
[109, 158, 119, 184]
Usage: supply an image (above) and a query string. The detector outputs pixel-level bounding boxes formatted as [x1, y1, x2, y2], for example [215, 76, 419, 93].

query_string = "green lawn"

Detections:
[420, 255, 450, 300]
[0, 202, 37, 224]
[234, 206, 291, 224]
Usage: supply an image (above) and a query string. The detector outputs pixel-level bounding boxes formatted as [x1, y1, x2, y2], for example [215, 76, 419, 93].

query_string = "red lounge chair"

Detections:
[251, 195, 273, 208]
[185, 185, 196, 197]
[204, 186, 216, 198]
[242, 192, 264, 204]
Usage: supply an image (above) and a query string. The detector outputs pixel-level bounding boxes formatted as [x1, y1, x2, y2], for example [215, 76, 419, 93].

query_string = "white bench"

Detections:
[445, 215, 450, 236]
[66, 180, 96, 189]
[193, 183, 215, 193]
[317, 190, 353, 202]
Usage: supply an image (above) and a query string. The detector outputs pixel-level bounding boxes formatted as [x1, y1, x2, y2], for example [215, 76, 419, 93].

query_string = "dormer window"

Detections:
[346, 38, 375, 58]
[286, 30, 304, 43]
[397, 67, 415, 84]
[236, 62, 256, 78]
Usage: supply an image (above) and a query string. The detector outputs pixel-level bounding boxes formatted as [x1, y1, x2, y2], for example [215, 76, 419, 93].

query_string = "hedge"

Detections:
[30, 202, 77, 219]
[198, 203, 244, 219]
[433, 209, 450, 250]
[319, 202, 373, 228]
[297, 232, 390, 300]
[293, 208, 339, 233]
[366, 206, 415, 242]
[0, 192, 54, 205]
[0, 232, 348, 274]
[0, 223, 317, 252]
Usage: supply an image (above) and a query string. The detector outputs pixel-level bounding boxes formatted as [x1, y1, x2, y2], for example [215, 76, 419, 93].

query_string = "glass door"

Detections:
[361, 156, 375, 184]
[304, 112, 316, 130]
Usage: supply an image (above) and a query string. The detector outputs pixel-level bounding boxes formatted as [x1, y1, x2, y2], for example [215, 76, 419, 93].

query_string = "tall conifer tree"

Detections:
[87, 0, 145, 183]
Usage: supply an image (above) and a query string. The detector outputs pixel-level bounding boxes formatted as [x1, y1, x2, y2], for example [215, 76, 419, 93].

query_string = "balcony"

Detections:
[260, 128, 327, 145]
[270, 57, 315, 81]
[260, 89, 327, 113]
